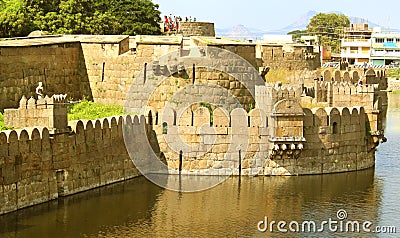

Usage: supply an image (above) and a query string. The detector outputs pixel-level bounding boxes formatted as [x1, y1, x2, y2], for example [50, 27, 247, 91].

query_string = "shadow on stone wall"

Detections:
[0, 43, 93, 111]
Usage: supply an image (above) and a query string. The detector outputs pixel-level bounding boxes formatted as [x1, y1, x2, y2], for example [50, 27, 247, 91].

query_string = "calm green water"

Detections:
[1, 97, 400, 238]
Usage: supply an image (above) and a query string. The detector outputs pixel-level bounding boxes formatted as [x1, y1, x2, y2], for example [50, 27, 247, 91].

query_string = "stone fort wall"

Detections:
[0, 71, 386, 214]
[0, 34, 322, 111]
[0, 113, 162, 215]
[388, 78, 400, 91]
[0, 31, 388, 215]
[179, 22, 215, 37]
[259, 44, 320, 70]
[0, 42, 92, 110]
[4, 95, 68, 132]
[148, 101, 375, 176]
[302, 69, 388, 135]
[144, 80, 380, 176]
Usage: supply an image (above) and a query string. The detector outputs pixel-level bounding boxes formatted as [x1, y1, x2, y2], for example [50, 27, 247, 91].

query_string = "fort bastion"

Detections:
[0, 22, 388, 214]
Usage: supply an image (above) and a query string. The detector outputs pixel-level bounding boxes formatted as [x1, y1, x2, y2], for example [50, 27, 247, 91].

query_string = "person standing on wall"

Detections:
[164, 16, 169, 31]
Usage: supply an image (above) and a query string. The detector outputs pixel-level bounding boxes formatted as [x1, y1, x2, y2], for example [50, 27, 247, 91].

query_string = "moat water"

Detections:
[1, 96, 400, 237]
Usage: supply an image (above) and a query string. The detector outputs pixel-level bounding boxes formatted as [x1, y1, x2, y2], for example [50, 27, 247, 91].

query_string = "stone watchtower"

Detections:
[179, 22, 215, 37]
[4, 95, 69, 133]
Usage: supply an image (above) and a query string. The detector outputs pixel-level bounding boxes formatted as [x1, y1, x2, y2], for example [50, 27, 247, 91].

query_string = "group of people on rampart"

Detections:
[163, 14, 197, 32]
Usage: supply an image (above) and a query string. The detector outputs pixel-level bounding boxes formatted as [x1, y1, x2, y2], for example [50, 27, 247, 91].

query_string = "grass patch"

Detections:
[0, 113, 13, 131]
[68, 99, 124, 121]
[387, 68, 400, 79]
[390, 90, 400, 95]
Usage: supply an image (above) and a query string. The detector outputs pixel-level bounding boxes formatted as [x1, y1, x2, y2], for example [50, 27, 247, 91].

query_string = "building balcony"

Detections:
[341, 49, 370, 58]
[341, 39, 371, 47]
[371, 51, 400, 57]
[372, 43, 400, 49]
[341, 52, 370, 59]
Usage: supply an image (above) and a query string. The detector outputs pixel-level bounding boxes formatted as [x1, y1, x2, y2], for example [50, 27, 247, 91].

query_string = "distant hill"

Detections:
[276, 10, 317, 34]
[215, 11, 394, 40]
[216, 24, 260, 40]
[273, 11, 384, 34]
[226, 24, 256, 39]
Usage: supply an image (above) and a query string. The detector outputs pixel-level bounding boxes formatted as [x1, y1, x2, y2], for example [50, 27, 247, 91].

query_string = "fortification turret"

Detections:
[4, 94, 69, 133]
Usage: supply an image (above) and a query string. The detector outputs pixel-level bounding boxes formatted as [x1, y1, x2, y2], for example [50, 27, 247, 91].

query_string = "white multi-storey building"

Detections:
[340, 24, 372, 65]
[370, 28, 400, 66]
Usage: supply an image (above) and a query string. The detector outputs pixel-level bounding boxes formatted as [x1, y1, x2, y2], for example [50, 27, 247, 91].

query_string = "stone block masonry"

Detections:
[149, 95, 377, 176]
[260, 44, 320, 70]
[0, 41, 92, 110]
[4, 95, 68, 132]
[388, 78, 400, 91]
[0, 115, 161, 215]
[0, 33, 322, 111]
[179, 22, 215, 37]
[303, 68, 388, 136]
[0, 33, 389, 215]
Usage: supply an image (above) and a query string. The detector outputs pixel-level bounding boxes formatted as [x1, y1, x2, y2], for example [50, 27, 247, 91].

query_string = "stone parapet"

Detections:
[0, 114, 160, 215]
[4, 94, 68, 132]
[179, 22, 215, 37]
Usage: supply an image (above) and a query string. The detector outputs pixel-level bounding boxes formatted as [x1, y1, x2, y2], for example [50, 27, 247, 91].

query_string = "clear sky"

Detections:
[153, 0, 400, 30]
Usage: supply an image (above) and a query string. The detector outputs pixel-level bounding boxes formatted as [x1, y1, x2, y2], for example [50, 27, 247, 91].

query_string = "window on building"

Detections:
[350, 47, 358, 54]
[387, 38, 394, 43]
[376, 38, 384, 43]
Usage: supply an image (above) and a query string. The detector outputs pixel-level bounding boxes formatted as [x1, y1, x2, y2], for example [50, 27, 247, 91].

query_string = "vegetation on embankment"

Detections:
[68, 99, 124, 121]
[0, 113, 12, 130]
[387, 68, 400, 79]
[264, 69, 315, 84]
[0, 113, 6, 130]
[265, 69, 297, 84]
[390, 90, 400, 95]
[0, 100, 124, 131]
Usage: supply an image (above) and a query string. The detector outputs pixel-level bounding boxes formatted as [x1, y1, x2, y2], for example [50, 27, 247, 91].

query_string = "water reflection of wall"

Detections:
[104, 170, 380, 237]
[0, 169, 382, 237]
[0, 177, 163, 237]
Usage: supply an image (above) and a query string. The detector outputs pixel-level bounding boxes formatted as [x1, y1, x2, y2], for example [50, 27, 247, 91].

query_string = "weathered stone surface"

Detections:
[0, 32, 388, 216]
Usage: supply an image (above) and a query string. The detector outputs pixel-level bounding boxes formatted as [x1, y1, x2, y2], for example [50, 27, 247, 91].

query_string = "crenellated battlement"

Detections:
[142, 91, 381, 177]
[0, 32, 391, 215]
[304, 69, 388, 116]
[0, 113, 161, 215]
[4, 94, 68, 132]
[320, 68, 388, 88]
[255, 84, 302, 111]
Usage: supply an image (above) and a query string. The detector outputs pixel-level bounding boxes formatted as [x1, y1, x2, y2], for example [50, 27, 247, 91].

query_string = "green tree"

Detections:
[107, 0, 161, 35]
[0, 0, 161, 37]
[306, 13, 350, 53]
[0, 0, 33, 37]
[287, 29, 307, 42]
